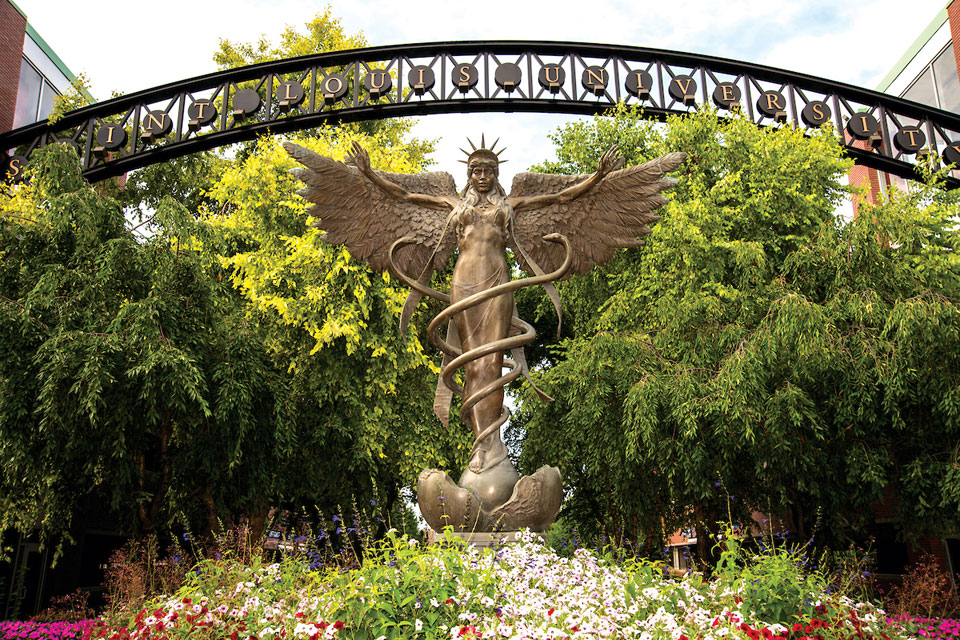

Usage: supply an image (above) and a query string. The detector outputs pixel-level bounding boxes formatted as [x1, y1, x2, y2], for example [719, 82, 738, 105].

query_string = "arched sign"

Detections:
[3, 40, 960, 187]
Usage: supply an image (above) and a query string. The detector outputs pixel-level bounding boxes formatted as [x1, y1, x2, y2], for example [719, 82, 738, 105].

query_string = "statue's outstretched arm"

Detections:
[511, 146, 624, 213]
[350, 142, 455, 212]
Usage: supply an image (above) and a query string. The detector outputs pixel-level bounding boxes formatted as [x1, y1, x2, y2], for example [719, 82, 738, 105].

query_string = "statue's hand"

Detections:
[598, 145, 623, 176]
[349, 141, 373, 175]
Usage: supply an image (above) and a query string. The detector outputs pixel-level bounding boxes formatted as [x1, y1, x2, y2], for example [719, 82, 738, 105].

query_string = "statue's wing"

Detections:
[284, 142, 458, 275]
[508, 152, 686, 276]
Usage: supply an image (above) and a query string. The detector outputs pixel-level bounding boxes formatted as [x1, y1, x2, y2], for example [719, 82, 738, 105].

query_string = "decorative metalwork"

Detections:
[4, 40, 960, 186]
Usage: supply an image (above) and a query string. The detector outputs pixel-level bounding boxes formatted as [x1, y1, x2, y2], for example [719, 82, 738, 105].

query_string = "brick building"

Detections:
[0, 0, 86, 136]
[852, 0, 960, 207]
[863, 1, 960, 585]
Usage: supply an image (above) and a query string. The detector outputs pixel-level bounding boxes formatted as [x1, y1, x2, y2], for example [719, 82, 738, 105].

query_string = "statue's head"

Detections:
[467, 152, 498, 194]
[460, 136, 506, 195]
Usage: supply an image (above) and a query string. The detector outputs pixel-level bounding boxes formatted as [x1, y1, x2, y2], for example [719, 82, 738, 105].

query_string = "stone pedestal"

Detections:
[425, 529, 543, 548]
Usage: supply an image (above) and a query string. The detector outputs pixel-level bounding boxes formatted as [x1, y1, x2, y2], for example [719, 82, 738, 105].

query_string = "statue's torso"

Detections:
[452, 202, 510, 298]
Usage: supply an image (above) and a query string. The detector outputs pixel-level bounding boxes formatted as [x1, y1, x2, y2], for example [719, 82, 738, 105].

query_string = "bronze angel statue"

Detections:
[285, 137, 685, 533]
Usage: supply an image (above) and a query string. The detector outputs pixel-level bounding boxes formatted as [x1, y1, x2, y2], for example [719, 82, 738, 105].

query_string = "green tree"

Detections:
[0, 132, 462, 558]
[514, 105, 960, 563]
[0, 7, 444, 558]
[0, 144, 287, 548]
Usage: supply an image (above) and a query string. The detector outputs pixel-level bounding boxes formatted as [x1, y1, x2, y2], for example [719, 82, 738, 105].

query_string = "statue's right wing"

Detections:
[284, 142, 458, 276]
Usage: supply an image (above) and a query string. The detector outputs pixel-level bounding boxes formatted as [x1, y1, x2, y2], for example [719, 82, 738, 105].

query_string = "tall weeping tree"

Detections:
[0, 145, 288, 547]
[0, 127, 462, 555]
[513, 105, 960, 563]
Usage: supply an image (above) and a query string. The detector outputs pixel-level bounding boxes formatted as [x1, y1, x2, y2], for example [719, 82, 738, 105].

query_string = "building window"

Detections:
[932, 44, 960, 113]
[13, 57, 60, 129]
[902, 42, 960, 113]
[904, 66, 937, 106]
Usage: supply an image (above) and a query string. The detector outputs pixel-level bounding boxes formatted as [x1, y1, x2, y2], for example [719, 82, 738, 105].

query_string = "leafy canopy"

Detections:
[515, 105, 960, 561]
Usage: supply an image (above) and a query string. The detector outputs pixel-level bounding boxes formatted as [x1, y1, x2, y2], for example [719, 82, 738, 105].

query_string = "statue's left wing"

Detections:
[285, 142, 458, 276]
[508, 152, 685, 276]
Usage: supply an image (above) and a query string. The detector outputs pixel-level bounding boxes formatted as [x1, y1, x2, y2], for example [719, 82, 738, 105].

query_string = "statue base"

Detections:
[425, 529, 543, 548]
[417, 463, 562, 533]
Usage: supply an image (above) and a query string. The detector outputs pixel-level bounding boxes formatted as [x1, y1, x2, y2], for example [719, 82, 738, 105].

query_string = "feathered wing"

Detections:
[284, 142, 458, 276]
[508, 152, 686, 276]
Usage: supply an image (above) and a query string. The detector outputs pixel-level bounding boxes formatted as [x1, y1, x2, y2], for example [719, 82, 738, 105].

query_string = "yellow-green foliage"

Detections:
[214, 7, 367, 69]
[203, 124, 470, 489]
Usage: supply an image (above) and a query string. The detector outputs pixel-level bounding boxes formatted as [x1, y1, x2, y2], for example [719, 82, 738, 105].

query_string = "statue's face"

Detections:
[468, 160, 497, 193]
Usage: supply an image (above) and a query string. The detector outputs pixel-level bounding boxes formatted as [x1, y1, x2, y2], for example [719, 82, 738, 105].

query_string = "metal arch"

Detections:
[3, 40, 960, 187]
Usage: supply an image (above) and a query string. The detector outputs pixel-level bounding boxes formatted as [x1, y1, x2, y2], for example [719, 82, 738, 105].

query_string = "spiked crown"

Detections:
[459, 134, 507, 168]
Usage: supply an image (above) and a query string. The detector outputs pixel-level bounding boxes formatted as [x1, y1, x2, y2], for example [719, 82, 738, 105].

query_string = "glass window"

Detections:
[933, 43, 960, 113]
[38, 81, 57, 122]
[903, 67, 938, 107]
[13, 57, 42, 128]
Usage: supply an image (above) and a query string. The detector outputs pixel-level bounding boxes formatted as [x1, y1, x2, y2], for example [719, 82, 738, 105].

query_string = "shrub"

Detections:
[884, 554, 959, 619]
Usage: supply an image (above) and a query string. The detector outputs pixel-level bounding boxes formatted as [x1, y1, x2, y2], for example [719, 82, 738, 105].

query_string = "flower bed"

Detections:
[887, 616, 960, 640]
[0, 620, 99, 640]
[63, 530, 921, 640]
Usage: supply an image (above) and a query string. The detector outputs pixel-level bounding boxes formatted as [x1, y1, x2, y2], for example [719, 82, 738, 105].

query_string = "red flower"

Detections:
[182, 599, 191, 605]
[571, 626, 580, 632]
[333, 621, 344, 630]
[762, 628, 774, 639]
[680, 635, 689, 640]
[458, 626, 479, 637]
[294, 613, 304, 619]
[548, 608, 555, 616]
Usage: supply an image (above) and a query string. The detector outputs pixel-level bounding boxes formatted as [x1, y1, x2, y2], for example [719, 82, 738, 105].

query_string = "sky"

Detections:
[13, 0, 950, 187]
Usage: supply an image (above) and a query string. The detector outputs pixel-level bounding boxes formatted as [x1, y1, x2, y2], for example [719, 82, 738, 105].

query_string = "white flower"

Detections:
[409, 539, 419, 547]
[415, 619, 423, 631]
